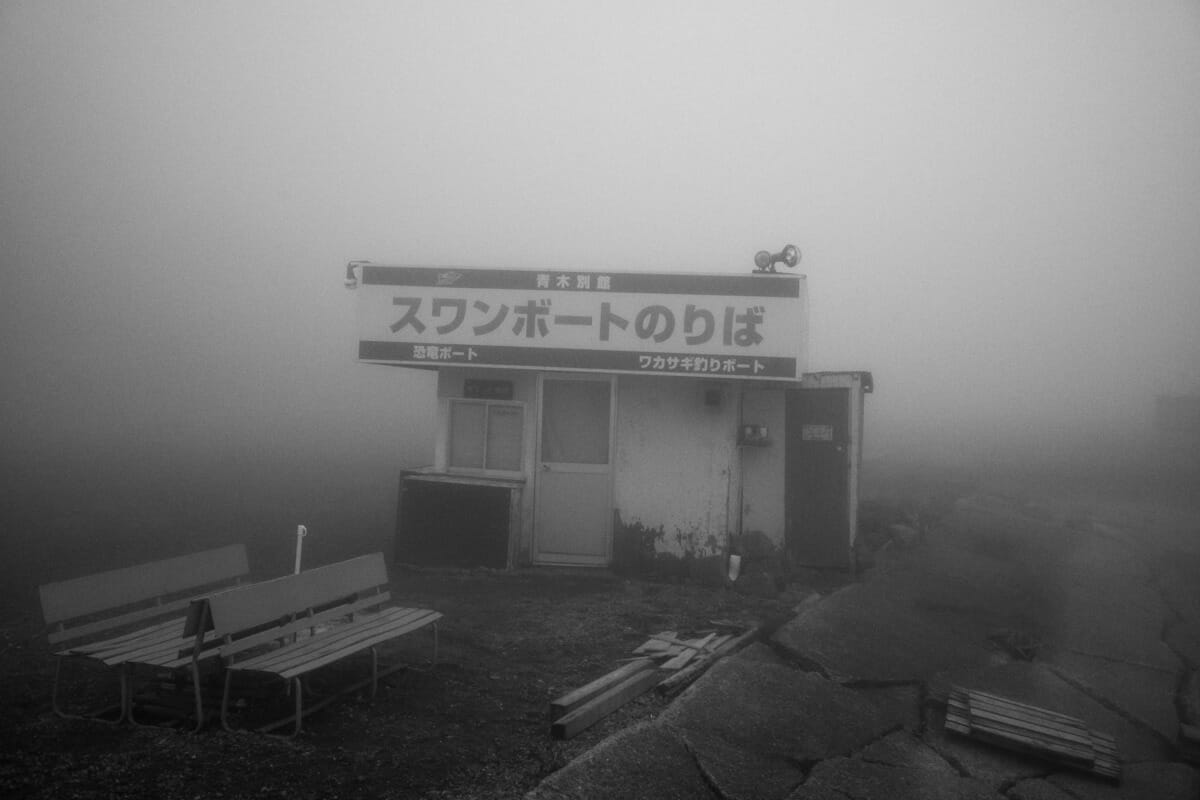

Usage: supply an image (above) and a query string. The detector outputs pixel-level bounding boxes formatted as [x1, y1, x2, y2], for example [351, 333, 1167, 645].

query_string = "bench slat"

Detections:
[47, 596, 193, 647]
[274, 613, 441, 680]
[56, 616, 183, 656]
[217, 592, 391, 659]
[40, 544, 249, 625]
[205, 554, 389, 637]
[237, 608, 439, 673]
[205, 552, 441, 736]
[39, 544, 250, 729]
[107, 629, 197, 666]
[231, 609, 442, 679]
[89, 623, 188, 665]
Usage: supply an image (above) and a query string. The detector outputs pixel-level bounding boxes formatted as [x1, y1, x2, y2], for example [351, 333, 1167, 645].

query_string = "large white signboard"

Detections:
[355, 266, 807, 380]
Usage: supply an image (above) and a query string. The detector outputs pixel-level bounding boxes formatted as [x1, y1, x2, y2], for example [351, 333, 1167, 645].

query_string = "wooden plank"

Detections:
[657, 626, 759, 696]
[659, 649, 697, 671]
[56, 616, 183, 654]
[1091, 732, 1121, 779]
[646, 633, 712, 652]
[967, 716, 1095, 764]
[633, 632, 676, 654]
[242, 610, 442, 679]
[954, 687, 1093, 742]
[207, 554, 388, 636]
[967, 690, 1090, 729]
[551, 669, 662, 740]
[48, 599, 189, 647]
[660, 634, 721, 670]
[945, 692, 972, 734]
[966, 725, 1094, 767]
[964, 696, 1096, 761]
[965, 703, 1094, 748]
[218, 593, 393, 659]
[945, 687, 1121, 781]
[707, 633, 733, 650]
[961, 692, 1095, 762]
[96, 627, 192, 666]
[39, 544, 248, 624]
[549, 659, 656, 720]
[969, 690, 1094, 729]
[226, 607, 439, 673]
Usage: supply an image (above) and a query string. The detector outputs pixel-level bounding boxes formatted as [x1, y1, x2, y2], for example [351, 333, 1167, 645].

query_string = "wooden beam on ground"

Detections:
[551, 668, 662, 740]
[632, 632, 677, 654]
[659, 633, 718, 670]
[945, 686, 1121, 781]
[657, 626, 760, 697]
[646, 633, 713, 652]
[549, 658, 656, 720]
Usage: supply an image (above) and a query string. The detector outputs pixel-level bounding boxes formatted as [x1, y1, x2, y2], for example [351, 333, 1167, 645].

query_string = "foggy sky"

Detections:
[2, 1, 1199, 466]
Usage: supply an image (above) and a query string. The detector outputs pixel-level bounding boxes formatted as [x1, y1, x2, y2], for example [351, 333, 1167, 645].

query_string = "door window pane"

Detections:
[540, 380, 610, 464]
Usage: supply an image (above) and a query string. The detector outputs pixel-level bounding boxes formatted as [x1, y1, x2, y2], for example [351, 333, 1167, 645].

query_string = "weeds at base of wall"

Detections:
[612, 512, 791, 595]
[611, 512, 726, 586]
[611, 512, 663, 577]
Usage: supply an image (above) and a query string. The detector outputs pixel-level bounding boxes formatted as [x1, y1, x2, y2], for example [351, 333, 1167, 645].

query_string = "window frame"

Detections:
[443, 397, 527, 479]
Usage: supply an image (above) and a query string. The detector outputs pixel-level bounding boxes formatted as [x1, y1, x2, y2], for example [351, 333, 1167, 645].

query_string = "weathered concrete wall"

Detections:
[739, 386, 787, 549]
[429, 369, 800, 572]
[612, 376, 739, 565]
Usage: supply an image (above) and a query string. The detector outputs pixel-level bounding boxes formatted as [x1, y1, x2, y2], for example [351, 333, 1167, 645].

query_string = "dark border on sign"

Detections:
[358, 340, 799, 379]
[361, 266, 801, 298]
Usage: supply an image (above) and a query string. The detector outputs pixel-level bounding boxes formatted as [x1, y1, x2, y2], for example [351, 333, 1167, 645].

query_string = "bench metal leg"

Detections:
[51, 656, 126, 725]
[259, 677, 304, 738]
[220, 669, 238, 734]
[289, 677, 303, 738]
[190, 661, 205, 732]
[223, 670, 307, 739]
[220, 619, 442, 738]
[126, 662, 207, 733]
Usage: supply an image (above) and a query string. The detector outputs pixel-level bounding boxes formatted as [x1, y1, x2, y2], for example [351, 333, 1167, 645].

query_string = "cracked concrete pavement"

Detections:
[525, 492, 1200, 800]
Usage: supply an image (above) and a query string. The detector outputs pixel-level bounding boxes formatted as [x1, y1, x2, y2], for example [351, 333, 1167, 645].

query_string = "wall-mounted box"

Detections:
[739, 423, 769, 446]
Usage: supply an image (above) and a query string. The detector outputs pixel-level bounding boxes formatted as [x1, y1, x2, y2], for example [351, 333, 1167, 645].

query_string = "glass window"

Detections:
[449, 401, 486, 469]
[540, 379, 610, 464]
[486, 405, 524, 471]
[448, 399, 524, 474]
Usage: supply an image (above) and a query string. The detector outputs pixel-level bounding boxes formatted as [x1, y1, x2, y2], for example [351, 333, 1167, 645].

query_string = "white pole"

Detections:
[294, 525, 307, 574]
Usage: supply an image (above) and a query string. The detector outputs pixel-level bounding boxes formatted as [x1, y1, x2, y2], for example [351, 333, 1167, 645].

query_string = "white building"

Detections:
[347, 262, 871, 576]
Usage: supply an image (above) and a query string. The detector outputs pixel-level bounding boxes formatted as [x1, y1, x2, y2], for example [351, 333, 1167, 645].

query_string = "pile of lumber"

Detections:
[945, 686, 1121, 781]
[548, 623, 757, 739]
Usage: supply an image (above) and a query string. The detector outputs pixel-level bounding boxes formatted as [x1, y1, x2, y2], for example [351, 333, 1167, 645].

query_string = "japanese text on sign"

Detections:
[388, 297, 767, 348]
[355, 266, 807, 380]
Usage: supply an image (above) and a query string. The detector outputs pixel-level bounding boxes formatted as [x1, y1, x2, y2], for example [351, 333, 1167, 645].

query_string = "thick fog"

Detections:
[2, 2, 1199, 585]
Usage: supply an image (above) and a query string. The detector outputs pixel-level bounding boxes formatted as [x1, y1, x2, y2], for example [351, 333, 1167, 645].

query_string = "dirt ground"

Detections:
[0, 564, 837, 800]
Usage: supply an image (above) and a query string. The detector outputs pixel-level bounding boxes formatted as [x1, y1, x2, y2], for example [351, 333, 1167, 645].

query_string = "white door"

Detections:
[533, 375, 614, 565]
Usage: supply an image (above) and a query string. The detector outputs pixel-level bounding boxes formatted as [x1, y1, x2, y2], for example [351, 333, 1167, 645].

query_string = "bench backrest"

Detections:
[198, 552, 390, 642]
[39, 543, 250, 645]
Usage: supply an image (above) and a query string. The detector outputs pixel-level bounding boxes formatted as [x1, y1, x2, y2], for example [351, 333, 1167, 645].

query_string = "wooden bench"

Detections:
[185, 552, 441, 737]
[38, 544, 250, 728]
